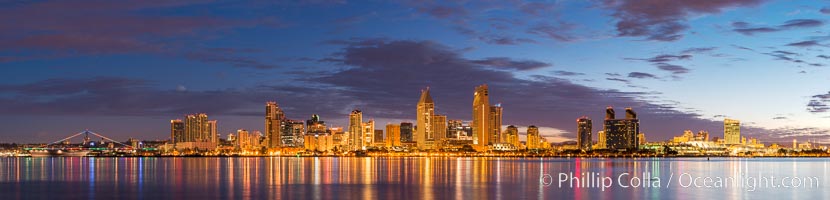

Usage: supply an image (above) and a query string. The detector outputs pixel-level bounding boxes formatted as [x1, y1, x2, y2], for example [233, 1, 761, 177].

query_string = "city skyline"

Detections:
[2, 1, 830, 144]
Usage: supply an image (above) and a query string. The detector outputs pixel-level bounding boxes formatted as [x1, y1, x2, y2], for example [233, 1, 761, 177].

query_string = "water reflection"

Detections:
[0, 157, 827, 199]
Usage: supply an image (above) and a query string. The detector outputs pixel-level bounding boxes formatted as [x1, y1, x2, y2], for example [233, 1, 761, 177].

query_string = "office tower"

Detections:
[281, 120, 304, 147]
[363, 120, 375, 147]
[432, 114, 447, 148]
[236, 129, 249, 149]
[527, 125, 540, 149]
[603, 107, 639, 150]
[374, 130, 384, 144]
[386, 124, 401, 147]
[597, 131, 606, 149]
[473, 84, 491, 147]
[306, 114, 326, 134]
[489, 104, 503, 143]
[349, 109, 363, 151]
[170, 119, 184, 144]
[416, 88, 435, 150]
[265, 102, 285, 149]
[184, 113, 210, 142]
[400, 122, 414, 143]
[447, 120, 463, 139]
[724, 118, 740, 144]
[207, 120, 217, 143]
[504, 125, 520, 148]
[577, 116, 592, 151]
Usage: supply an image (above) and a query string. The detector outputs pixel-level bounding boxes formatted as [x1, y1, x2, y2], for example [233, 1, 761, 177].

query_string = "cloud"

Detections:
[553, 71, 585, 76]
[471, 57, 552, 71]
[808, 92, 830, 113]
[822, 7, 830, 14]
[602, 0, 763, 41]
[606, 77, 631, 83]
[785, 40, 823, 47]
[628, 72, 658, 79]
[527, 22, 577, 42]
[655, 63, 690, 74]
[732, 19, 825, 36]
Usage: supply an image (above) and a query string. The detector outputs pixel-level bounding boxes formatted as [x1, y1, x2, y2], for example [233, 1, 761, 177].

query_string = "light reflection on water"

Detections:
[0, 157, 827, 199]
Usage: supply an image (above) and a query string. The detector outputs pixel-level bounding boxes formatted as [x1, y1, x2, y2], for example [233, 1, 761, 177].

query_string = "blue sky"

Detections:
[1, 0, 829, 144]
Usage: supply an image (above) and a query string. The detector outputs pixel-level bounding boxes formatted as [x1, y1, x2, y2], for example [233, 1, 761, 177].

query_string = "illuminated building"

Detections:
[306, 114, 326, 134]
[281, 120, 304, 147]
[576, 116, 592, 151]
[473, 84, 491, 147]
[416, 88, 435, 150]
[385, 124, 401, 147]
[400, 122, 414, 143]
[374, 129, 384, 145]
[596, 131, 606, 149]
[432, 114, 447, 148]
[362, 120, 375, 148]
[638, 132, 646, 145]
[265, 102, 285, 149]
[603, 107, 639, 151]
[348, 110, 363, 151]
[724, 118, 740, 144]
[503, 125, 520, 149]
[526, 125, 540, 149]
[170, 119, 184, 144]
[489, 104, 503, 143]
[207, 120, 217, 143]
[183, 113, 214, 144]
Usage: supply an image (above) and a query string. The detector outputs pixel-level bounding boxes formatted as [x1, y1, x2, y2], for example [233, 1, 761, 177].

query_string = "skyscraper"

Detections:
[416, 88, 435, 150]
[400, 122, 413, 143]
[265, 102, 285, 149]
[281, 120, 304, 147]
[504, 125, 520, 148]
[207, 120, 217, 143]
[349, 109, 363, 151]
[604, 107, 639, 150]
[724, 118, 741, 144]
[306, 114, 326, 134]
[489, 104, 503, 143]
[170, 119, 184, 144]
[432, 114, 447, 148]
[386, 124, 401, 147]
[473, 84, 491, 147]
[363, 120, 375, 148]
[184, 113, 210, 142]
[597, 131, 606, 149]
[577, 116, 592, 151]
[527, 125, 540, 149]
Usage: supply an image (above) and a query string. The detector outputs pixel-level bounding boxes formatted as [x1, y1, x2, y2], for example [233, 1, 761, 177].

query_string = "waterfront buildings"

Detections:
[503, 125, 520, 149]
[603, 107, 639, 151]
[265, 102, 285, 149]
[526, 125, 541, 149]
[385, 124, 401, 147]
[473, 84, 491, 147]
[490, 104, 503, 143]
[724, 118, 741, 144]
[400, 122, 414, 143]
[170, 119, 184, 144]
[416, 88, 435, 150]
[349, 109, 363, 151]
[576, 116, 592, 151]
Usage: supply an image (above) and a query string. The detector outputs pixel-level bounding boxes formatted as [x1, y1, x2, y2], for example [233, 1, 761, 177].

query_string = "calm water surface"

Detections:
[0, 157, 828, 199]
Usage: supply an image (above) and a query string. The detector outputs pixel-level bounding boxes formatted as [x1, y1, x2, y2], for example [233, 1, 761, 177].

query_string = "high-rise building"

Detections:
[184, 113, 211, 142]
[281, 120, 304, 147]
[504, 125, 520, 148]
[265, 102, 285, 149]
[526, 125, 540, 149]
[170, 119, 184, 143]
[724, 118, 740, 144]
[638, 132, 646, 145]
[400, 122, 414, 143]
[416, 88, 435, 150]
[597, 131, 606, 149]
[349, 109, 363, 151]
[447, 120, 463, 139]
[306, 114, 326, 134]
[374, 129, 384, 144]
[386, 124, 401, 147]
[473, 84, 491, 147]
[604, 107, 639, 150]
[363, 120, 375, 148]
[207, 120, 217, 143]
[432, 114, 447, 148]
[577, 116, 592, 151]
[489, 104, 503, 143]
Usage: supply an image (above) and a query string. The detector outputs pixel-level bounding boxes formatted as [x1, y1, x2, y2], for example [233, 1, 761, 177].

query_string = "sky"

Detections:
[1, 0, 830, 144]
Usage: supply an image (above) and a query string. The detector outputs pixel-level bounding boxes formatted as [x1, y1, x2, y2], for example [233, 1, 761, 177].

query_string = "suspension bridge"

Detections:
[24, 130, 138, 157]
